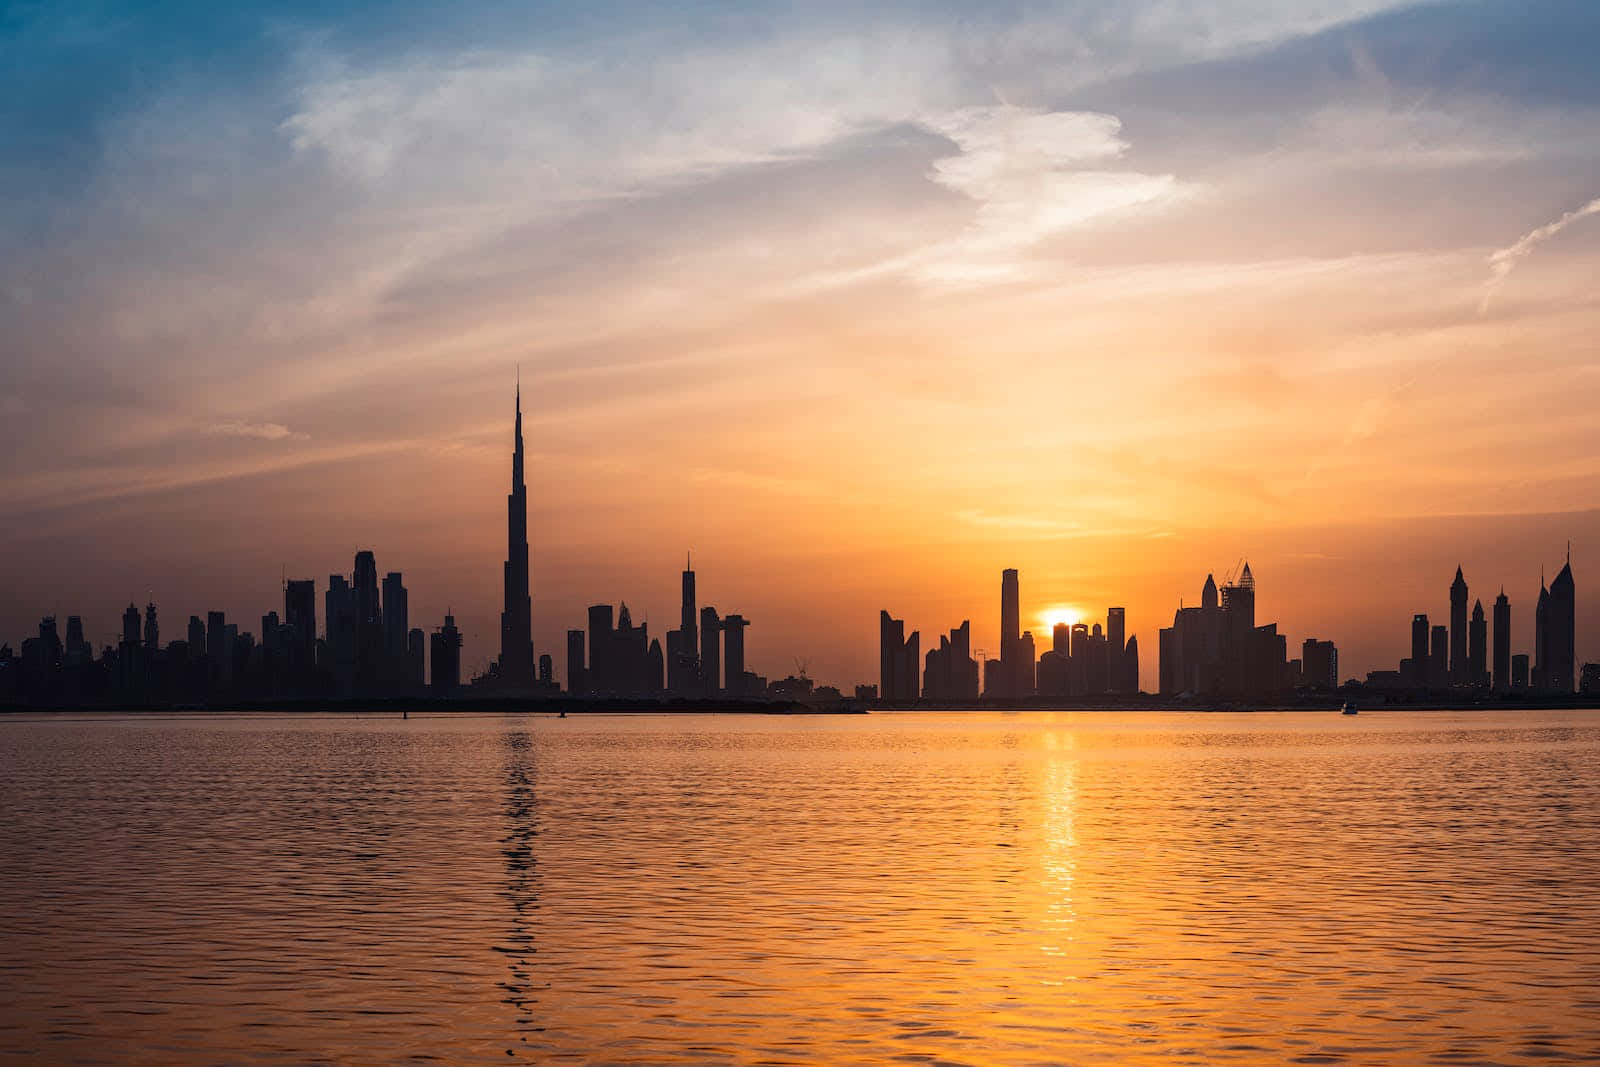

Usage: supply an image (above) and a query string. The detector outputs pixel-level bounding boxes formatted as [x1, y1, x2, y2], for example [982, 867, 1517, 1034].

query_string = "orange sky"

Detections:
[2, 1, 1597, 689]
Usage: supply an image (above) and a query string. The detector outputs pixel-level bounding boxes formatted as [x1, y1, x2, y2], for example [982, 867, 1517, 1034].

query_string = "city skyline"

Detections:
[3, 2, 1600, 691]
[2, 381, 1589, 698]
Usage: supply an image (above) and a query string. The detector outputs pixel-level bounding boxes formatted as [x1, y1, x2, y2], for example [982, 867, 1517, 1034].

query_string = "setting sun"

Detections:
[1040, 607, 1082, 632]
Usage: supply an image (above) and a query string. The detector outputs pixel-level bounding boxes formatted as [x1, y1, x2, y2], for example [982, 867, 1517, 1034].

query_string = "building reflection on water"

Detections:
[499, 729, 542, 1056]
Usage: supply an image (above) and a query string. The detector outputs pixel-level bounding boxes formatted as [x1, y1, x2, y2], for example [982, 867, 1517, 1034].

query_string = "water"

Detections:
[2, 710, 1598, 1064]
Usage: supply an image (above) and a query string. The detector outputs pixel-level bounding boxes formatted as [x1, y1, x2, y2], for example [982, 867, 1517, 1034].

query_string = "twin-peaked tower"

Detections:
[499, 380, 536, 687]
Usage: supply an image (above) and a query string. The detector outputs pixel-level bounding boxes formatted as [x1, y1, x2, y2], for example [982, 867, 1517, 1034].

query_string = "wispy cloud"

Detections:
[911, 107, 1181, 284]
[1480, 196, 1600, 312]
[206, 420, 308, 441]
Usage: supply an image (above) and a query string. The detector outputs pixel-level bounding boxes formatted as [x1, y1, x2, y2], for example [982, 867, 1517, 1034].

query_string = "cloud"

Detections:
[1480, 196, 1600, 312]
[910, 107, 1181, 283]
[792, 106, 1184, 290]
[207, 420, 308, 441]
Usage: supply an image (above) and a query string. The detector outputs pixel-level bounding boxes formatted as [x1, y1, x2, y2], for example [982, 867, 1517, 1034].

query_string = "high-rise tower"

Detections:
[1492, 589, 1511, 692]
[1550, 550, 1576, 693]
[1468, 599, 1487, 687]
[1534, 574, 1550, 690]
[680, 555, 698, 660]
[999, 569, 1020, 697]
[1449, 566, 1468, 685]
[500, 379, 535, 686]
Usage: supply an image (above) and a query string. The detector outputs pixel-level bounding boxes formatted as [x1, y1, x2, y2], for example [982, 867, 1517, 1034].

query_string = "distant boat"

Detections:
[1341, 701, 1359, 715]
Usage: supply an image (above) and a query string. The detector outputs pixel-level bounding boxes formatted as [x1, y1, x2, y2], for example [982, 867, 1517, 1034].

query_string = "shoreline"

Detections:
[3, 695, 1597, 715]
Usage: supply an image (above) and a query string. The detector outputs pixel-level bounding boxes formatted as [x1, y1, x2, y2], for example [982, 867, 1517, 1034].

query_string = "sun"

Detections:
[1039, 606, 1081, 632]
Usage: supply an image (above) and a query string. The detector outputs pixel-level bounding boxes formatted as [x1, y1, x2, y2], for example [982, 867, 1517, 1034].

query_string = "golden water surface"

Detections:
[2, 710, 1597, 1064]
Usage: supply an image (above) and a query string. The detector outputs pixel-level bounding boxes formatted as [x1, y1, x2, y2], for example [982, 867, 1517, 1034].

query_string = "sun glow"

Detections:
[1039, 606, 1082, 632]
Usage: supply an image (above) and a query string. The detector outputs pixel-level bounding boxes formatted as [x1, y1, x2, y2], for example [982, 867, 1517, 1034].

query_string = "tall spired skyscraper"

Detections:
[499, 380, 535, 685]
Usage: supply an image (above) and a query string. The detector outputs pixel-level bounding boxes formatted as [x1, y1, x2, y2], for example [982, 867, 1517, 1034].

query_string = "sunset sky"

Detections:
[2, 0, 1597, 689]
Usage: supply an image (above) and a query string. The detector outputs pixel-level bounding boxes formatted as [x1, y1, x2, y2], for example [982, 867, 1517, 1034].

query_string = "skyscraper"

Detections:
[62, 616, 84, 661]
[1549, 552, 1576, 693]
[566, 629, 586, 696]
[326, 574, 356, 690]
[1017, 630, 1037, 695]
[382, 571, 409, 666]
[1467, 599, 1486, 687]
[587, 604, 614, 693]
[430, 614, 462, 693]
[723, 614, 750, 697]
[352, 550, 383, 689]
[1429, 624, 1448, 689]
[923, 620, 978, 700]
[499, 380, 535, 687]
[999, 568, 1020, 697]
[680, 556, 697, 661]
[284, 579, 317, 670]
[143, 602, 159, 650]
[1106, 607, 1127, 692]
[1299, 638, 1337, 688]
[1533, 576, 1550, 690]
[666, 555, 701, 695]
[879, 610, 919, 703]
[1449, 566, 1468, 685]
[701, 607, 722, 695]
[1410, 613, 1430, 687]
[1492, 589, 1511, 692]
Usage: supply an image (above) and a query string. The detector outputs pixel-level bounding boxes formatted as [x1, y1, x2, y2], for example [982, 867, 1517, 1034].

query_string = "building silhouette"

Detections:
[723, 614, 751, 697]
[998, 569, 1021, 698]
[1512, 653, 1529, 689]
[1302, 638, 1338, 689]
[1159, 564, 1300, 695]
[431, 613, 462, 693]
[283, 579, 317, 679]
[1493, 590, 1511, 692]
[701, 606, 722, 696]
[566, 629, 586, 696]
[1429, 624, 1448, 688]
[1467, 599, 1487, 687]
[352, 550, 383, 690]
[879, 610, 919, 702]
[1017, 630, 1036, 695]
[1534, 573, 1551, 690]
[382, 572, 409, 679]
[498, 381, 536, 687]
[1449, 566, 1469, 685]
[585, 604, 614, 693]
[923, 620, 978, 700]
[665, 556, 703, 695]
[1407, 613, 1430, 688]
[1548, 554, 1576, 692]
